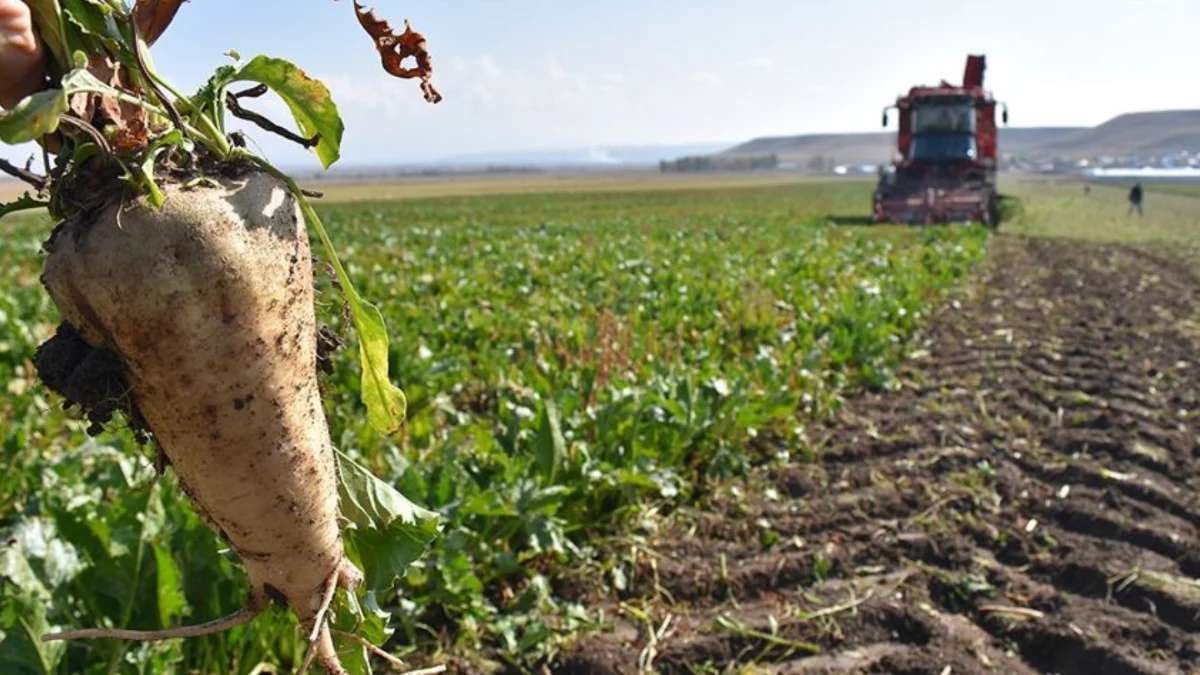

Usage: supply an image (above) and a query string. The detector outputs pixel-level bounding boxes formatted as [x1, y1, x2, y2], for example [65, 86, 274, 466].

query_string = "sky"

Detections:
[3, 0, 1200, 168]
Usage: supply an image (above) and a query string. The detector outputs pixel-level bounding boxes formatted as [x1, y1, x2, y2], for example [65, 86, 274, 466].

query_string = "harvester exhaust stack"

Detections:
[963, 55, 985, 89]
[870, 53, 1006, 228]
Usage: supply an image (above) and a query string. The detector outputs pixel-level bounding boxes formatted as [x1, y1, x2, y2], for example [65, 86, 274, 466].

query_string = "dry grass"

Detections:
[2, 170, 852, 206]
[1001, 176, 1200, 246]
[298, 170, 848, 203]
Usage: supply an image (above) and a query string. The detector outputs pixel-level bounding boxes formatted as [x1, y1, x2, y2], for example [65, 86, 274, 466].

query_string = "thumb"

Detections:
[0, 0, 47, 109]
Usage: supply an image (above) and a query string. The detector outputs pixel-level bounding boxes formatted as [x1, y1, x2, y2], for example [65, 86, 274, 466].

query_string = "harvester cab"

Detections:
[871, 55, 1009, 227]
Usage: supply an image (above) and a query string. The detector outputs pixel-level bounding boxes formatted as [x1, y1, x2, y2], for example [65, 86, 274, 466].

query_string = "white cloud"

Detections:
[210, 53, 759, 164]
[316, 72, 423, 121]
[478, 55, 503, 81]
[547, 57, 570, 85]
[547, 57, 592, 97]
[739, 57, 774, 69]
[469, 83, 496, 107]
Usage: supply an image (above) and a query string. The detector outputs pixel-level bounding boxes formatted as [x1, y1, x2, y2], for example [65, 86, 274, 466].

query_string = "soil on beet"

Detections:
[33, 321, 149, 439]
[549, 235, 1200, 675]
[315, 324, 343, 376]
[34, 288, 340, 442]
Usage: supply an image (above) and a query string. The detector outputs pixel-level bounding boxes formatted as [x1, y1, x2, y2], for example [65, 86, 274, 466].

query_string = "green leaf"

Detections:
[61, 0, 124, 49]
[328, 591, 372, 675]
[0, 592, 65, 675]
[57, 1, 147, 87]
[335, 449, 439, 593]
[533, 399, 565, 482]
[329, 447, 435, 671]
[231, 55, 344, 169]
[332, 636, 370, 675]
[25, 0, 72, 72]
[357, 591, 392, 645]
[135, 130, 187, 208]
[189, 62, 239, 136]
[0, 193, 50, 222]
[0, 88, 68, 144]
[344, 524, 436, 597]
[348, 298, 407, 434]
[335, 449, 438, 535]
[151, 543, 186, 629]
[0, 546, 50, 602]
[61, 67, 148, 108]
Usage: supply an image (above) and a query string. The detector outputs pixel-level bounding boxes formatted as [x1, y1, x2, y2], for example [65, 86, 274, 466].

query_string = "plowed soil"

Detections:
[551, 235, 1200, 675]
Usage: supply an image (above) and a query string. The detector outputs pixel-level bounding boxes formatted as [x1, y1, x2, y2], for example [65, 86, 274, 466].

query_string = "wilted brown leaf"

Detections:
[134, 0, 189, 46]
[350, 1, 442, 103]
[55, 2, 183, 154]
[69, 54, 150, 153]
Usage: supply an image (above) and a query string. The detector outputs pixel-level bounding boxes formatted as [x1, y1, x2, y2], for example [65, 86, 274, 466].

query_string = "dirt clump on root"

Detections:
[34, 321, 150, 440]
[34, 317, 341, 446]
[315, 324, 343, 376]
[549, 235, 1200, 675]
[35, 319, 345, 438]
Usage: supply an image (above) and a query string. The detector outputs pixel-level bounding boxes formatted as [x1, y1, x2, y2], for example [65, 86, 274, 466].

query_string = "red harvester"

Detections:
[871, 54, 1009, 227]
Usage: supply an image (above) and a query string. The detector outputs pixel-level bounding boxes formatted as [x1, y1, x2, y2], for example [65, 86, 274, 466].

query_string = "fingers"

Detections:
[0, 0, 47, 109]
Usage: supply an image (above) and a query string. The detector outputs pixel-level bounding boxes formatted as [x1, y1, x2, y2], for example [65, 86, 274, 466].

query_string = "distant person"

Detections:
[1084, 184, 1091, 195]
[1128, 182, 1143, 216]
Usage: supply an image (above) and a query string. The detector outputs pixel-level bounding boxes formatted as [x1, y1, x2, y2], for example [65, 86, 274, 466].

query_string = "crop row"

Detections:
[0, 182, 987, 673]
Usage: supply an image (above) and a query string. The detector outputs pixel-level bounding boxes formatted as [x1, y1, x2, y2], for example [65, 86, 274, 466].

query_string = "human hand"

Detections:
[0, 0, 47, 110]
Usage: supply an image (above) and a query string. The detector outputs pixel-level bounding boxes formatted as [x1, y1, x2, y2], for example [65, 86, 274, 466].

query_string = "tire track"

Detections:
[552, 235, 1200, 675]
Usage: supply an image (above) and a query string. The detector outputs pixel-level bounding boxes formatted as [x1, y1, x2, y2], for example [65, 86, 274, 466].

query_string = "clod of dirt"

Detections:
[34, 321, 149, 440]
[315, 324, 343, 376]
[551, 644, 636, 675]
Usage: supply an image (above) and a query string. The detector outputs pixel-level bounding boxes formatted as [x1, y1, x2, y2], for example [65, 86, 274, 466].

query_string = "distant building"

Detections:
[1082, 166, 1200, 183]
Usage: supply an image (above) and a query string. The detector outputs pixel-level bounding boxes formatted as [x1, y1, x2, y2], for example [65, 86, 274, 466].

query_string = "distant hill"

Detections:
[720, 110, 1200, 165]
[1034, 110, 1200, 158]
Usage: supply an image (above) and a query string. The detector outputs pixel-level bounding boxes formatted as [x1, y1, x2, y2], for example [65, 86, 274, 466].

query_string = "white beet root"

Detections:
[39, 168, 361, 674]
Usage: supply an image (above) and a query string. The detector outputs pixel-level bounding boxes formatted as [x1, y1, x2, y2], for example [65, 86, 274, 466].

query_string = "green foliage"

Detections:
[0, 439, 302, 675]
[192, 54, 344, 168]
[0, 5, 414, 663]
[231, 56, 344, 168]
[1144, 182, 1200, 199]
[336, 448, 440, 594]
[0, 181, 988, 672]
[25, 1, 71, 70]
[1002, 178, 1200, 245]
[996, 194, 1025, 223]
[0, 194, 52, 220]
[0, 88, 69, 144]
[333, 450, 439, 666]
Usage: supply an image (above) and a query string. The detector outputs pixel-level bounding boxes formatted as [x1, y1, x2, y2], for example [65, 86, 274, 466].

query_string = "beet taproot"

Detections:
[2, 2, 447, 672]
[37, 168, 363, 673]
